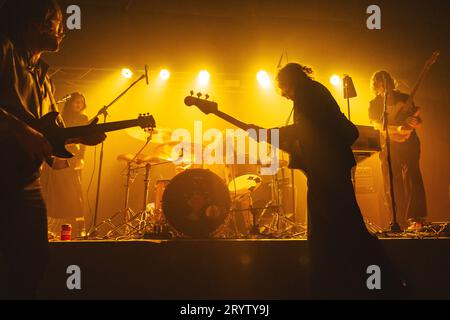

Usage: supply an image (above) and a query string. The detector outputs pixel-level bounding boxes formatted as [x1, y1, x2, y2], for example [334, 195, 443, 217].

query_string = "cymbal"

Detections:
[117, 153, 165, 165]
[152, 141, 206, 163]
[125, 127, 172, 144]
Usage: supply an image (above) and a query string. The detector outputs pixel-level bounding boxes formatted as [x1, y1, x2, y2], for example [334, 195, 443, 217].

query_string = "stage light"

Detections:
[122, 68, 133, 79]
[160, 69, 170, 80]
[257, 70, 271, 88]
[198, 70, 210, 86]
[330, 74, 341, 87]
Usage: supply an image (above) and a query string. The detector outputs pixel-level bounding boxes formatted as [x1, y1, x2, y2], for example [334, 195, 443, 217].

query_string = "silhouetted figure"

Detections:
[0, 0, 104, 299]
[276, 63, 397, 298]
[369, 71, 427, 230]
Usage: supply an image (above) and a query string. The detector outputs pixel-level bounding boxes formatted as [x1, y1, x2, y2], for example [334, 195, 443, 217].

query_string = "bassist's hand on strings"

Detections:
[406, 116, 422, 129]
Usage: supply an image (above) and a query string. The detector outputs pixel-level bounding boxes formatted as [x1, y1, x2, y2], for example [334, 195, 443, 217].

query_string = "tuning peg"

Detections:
[205, 94, 210, 100]
[196, 92, 202, 98]
[190, 90, 194, 96]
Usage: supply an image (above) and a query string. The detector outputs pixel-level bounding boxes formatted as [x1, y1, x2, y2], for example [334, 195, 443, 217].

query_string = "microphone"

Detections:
[382, 73, 389, 99]
[56, 94, 72, 104]
[145, 65, 149, 85]
[342, 75, 357, 99]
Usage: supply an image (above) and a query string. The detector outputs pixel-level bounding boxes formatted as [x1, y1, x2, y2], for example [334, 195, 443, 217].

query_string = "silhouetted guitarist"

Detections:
[0, 0, 105, 299]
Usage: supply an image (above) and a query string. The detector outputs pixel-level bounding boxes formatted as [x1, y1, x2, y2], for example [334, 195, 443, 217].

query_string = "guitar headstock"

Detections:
[137, 113, 156, 129]
[184, 91, 218, 115]
[427, 51, 440, 66]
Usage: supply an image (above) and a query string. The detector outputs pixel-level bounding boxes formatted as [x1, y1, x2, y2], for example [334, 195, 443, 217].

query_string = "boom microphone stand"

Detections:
[88, 65, 150, 237]
[381, 77, 402, 233]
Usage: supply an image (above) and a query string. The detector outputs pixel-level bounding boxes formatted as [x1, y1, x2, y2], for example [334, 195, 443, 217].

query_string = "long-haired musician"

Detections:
[369, 70, 427, 230]
[41, 93, 90, 238]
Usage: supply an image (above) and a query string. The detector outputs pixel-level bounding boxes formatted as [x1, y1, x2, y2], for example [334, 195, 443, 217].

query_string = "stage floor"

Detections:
[0, 237, 441, 299]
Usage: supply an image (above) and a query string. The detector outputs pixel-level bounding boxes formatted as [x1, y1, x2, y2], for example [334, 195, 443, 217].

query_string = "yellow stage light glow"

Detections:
[121, 68, 133, 79]
[160, 69, 170, 80]
[330, 74, 341, 87]
[197, 70, 210, 86]
[257, 70, 271, 88]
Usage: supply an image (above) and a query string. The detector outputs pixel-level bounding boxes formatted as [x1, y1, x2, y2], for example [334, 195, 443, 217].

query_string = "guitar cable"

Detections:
[86, 145, 98, 235]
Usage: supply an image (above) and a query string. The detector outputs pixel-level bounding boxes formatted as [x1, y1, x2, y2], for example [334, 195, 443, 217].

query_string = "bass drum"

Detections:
[162, 169, 231, 238]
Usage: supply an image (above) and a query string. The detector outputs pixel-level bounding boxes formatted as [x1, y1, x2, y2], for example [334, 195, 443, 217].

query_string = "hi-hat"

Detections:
[152, 141, 206, 163]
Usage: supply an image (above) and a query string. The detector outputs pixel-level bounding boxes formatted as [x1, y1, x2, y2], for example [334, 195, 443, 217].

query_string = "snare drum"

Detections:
[226, 156, 262, 197]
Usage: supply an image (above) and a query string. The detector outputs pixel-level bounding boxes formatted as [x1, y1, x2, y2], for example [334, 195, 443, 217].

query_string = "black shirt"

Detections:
[0, 35, 57, 188]
[285, 80, 358, 175]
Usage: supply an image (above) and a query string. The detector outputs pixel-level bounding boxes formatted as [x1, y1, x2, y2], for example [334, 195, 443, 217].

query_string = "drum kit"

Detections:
[93, 128, 306, 239]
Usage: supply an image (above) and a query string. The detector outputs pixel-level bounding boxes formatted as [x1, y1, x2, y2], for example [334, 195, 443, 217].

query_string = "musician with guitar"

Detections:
[185, 63, 391, 297]
[369, 70, 429, 230]
[276, 63, 383, 298]
[0, 0, 106, 298]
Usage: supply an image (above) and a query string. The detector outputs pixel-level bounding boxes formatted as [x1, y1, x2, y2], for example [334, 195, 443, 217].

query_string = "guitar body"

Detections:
[37, 111, 75, 158]
[384, 101, 422, 143]
[0, 112, 155, 188]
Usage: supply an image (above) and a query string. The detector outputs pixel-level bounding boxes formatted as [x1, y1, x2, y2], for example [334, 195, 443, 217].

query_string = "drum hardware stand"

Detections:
[260, 169, 306, 237]
[279, 105, 303, 235]
[249, 204, 266, 237]
[381, 76, 402, 233]
[88, 65, 150, 238]
[131, 159, 180, 239]
[92, 161, 140, 238]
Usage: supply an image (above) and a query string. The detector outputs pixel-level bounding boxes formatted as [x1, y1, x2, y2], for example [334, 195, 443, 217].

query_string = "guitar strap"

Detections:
[29, 58, 58, 118]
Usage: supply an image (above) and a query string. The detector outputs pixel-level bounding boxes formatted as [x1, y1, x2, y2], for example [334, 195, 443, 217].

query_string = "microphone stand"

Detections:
[381, 87, 402, 233]
[88, 66, 149, 237]
[284, 107, 297, 224]
[344, 77, 351, 121]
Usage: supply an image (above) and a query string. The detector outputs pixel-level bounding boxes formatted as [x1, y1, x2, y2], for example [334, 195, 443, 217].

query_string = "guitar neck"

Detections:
[62, 119, 144, 139]
[405, 72, 425, 107]
[404, 54, 437, 109]
[214, 110, 251, 131]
